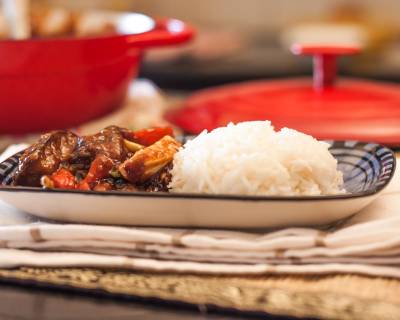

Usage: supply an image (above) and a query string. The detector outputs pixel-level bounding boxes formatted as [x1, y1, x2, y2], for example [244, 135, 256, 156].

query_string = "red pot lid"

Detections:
[166, 45, 400, 145]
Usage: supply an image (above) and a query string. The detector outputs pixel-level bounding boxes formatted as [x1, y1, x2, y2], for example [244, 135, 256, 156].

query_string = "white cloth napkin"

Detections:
[0, 149, 399, 278]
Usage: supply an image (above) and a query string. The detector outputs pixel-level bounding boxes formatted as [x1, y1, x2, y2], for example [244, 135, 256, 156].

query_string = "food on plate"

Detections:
[9, 121, 345, 196]
[169, 121, 344, 196]
[119, 135, 180, 184]
[11, 126, 179, 192]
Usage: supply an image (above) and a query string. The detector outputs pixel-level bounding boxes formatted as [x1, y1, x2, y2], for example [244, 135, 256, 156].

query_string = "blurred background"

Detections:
[3, 0, 399, 90]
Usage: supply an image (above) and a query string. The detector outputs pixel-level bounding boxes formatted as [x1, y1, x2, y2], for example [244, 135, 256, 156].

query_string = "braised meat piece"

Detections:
[12, 131, 78, 187]
[73, 126, 130, 164]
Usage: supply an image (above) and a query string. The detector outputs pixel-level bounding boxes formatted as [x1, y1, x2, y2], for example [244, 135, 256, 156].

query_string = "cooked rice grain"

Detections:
[169, 121, 344, 196]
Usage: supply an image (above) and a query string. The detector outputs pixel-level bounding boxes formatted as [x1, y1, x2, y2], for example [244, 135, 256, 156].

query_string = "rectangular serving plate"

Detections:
[0, 141, 395, 228]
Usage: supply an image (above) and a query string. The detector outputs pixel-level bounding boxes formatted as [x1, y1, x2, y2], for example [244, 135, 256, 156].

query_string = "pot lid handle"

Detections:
[291, 44, 361, 90]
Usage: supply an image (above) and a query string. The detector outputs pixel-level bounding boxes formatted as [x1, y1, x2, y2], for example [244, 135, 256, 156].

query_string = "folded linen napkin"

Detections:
[0, 144, 399, 278]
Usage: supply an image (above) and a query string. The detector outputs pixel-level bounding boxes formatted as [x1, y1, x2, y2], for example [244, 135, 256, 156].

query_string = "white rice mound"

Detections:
[169, 121, 344, 196]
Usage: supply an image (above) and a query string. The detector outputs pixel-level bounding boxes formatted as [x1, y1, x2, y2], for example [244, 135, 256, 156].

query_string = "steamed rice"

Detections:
[169, 121, 344, 196]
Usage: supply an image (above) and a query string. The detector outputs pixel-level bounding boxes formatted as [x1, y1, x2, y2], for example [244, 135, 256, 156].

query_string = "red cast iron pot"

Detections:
[0, 14, 194, 134]
[167, 45, 400, 145]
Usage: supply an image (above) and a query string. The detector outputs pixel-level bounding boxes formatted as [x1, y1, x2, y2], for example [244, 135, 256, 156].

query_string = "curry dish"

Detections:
[10, 126, 180, 192]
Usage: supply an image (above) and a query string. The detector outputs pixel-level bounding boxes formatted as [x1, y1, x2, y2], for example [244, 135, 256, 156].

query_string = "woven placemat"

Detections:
[0, 268, 399, 320]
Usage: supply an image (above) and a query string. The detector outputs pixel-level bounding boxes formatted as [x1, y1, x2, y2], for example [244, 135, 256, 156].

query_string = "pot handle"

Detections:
[291, 44, 361, 90]
[126, 18, 195, 48]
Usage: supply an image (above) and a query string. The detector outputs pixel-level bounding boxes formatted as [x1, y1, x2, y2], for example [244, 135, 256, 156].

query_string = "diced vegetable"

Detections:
[119, 135, 181, 183]
[77, 155, 114, 190]
[131, 127, 174, 146]
[109, 168, 122, 178]
[40, 175, 54, 189]
[42, 168, 77, 189]
[123, 139, 144, 152]
[77, 180, 90, 191]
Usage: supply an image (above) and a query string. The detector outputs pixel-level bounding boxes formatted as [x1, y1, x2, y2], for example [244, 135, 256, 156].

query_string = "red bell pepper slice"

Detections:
[50, 168, 77, 190]
[130, 127, 174, 146]
[77, 155, 114, 190]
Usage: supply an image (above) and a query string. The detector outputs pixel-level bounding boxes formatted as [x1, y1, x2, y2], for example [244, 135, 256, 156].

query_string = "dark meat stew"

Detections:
[10, 126, 180, 192]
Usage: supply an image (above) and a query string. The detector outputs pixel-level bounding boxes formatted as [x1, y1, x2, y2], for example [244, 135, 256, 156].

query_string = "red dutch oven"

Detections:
[0, 14, 194, 134]
[168, 45, 400, 145]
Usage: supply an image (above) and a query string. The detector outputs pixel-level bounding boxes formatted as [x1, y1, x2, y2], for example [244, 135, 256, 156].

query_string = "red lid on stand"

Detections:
[166, 45, 400, 145]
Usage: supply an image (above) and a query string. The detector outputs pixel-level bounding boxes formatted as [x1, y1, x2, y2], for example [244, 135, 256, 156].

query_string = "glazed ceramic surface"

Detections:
[168, 46, 400, 145]
[0, 15, 194, 134]
[0, 141, 395, 228]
